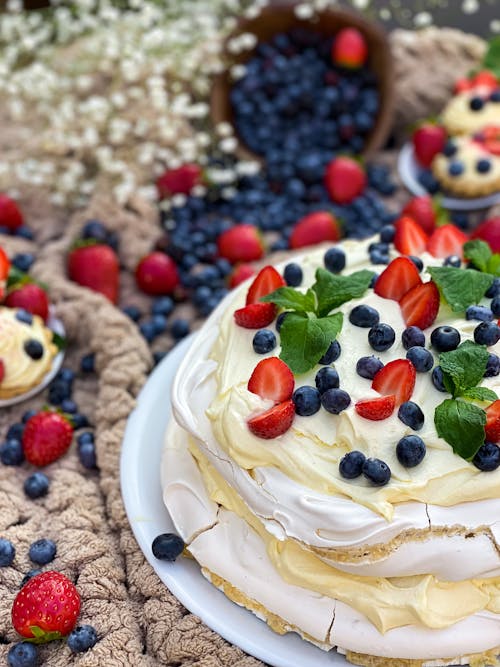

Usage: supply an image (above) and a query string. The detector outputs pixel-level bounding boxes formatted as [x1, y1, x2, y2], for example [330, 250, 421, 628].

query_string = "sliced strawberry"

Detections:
[247, 357, 294, 403]
[485, 400, 500, 443]
[374, 257, 422, 301]
[247, 399, 295, 439]
[399, 281, 440, 330]
[228, 263, 256, 289]
[355, 395, 396, 421]
[454, 77, 473, 93]
[372, 359, 416, 406]
[234, 302, 276, 328]
[426, 224, 469, 259]
[472, 69, 498, 91]
[246, 266, 286, 305]
[475, 126, 500, 157]
[393, 215, 429, 256]
[402, 195, 446, 235]
[0, 246, 10, 281]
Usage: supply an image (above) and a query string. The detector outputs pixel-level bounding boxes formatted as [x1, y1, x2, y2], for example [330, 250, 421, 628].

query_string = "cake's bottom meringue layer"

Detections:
[161, 420, 500, 664]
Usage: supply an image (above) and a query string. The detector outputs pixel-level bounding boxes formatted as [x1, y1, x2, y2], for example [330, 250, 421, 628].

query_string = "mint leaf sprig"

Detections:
[262, 268, 374, 375]
[434, 341, 498, 460]
[463, 239, 500, 277]
[427, 265, 494, 313]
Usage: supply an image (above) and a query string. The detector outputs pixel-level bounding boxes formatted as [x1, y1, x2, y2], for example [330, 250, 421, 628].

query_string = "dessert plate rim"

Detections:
[120, 333, 347, 667]
[398, 142, 500, 211]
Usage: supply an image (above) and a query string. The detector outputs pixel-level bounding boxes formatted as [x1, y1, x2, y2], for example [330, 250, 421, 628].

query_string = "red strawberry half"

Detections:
[399, 280, 440, 330]
[68, 242, 119, 304]
[372, 359, 416, 406]
[374, 257, 422, 302]
[0, 246, 10, 281]
[412, 123, 447, 167]
[234, 302, 276, 329]
[217, 224, 265, 263]
[22, 412, 74, 466]
[247, 357, 294, 403]
[289, 211, 341, 249]
[247, 399, 295, 439]
[246, 266, 286, 305]
[12, 571, 81, 640]
[485, 400, 500, 444]
[5, 284, 50, 322]
[331, 28, 368, 69]
[324, 157, 366, 204]
[393, 215, 429, 256]
[355, 395, 396, 421]
[228, 263, 256, 289]
[426, 224, 469, 259]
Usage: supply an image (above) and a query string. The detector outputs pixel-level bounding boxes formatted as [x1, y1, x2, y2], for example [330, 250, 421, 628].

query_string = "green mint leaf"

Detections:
[435, 398, 486, 460]
[483, 36, 500, 78]
[261, 287, 316, 313]
[439, 341, 489, 397]
[463, 240, 491, 272]
[51, 332, 67, 350]
[279, 312, 343, 375]
[313, 268, 375, 318]
[487, 254, 500, 277]
[428, 266, 494, 312]
[462, 386, 499, 403]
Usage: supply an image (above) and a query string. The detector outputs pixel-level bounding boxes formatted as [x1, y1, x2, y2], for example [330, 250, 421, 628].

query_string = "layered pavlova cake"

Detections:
[162, 221, 500, 666]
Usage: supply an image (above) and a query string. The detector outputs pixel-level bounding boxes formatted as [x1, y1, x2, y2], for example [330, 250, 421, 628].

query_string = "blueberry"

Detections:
[122, 305, 142, 322]
[486, 278, 500, 298]
[321, 388, 351, 414]
[472, 442, 500, 471]
[253, 329, 276, 354]
[15, 226, 34, 240]
[491, 90, 500, 102]
[442, 140, 457, 157]
[406, 346, 434, 372]
[476, 158, 491, 173]
[22, 409, 37, 424]
[349, 304, 379, 328]
[397, 402, 425, 431]
[379, 225, 395, 243]
[152, 296, 175, 317]
[318, 340, 341, 364]
[0, 439, 24, 466]
[339, 450, 366, 479]
[7, 642, 39, 667]
[12, 253, 35, 273]
[28, 538, 56, 565]
[77, 431, 94, 447]
[15, 309, 33, 325]
[418, 169, 440, 193]
[24, 472, 50, 499]
[474, 321, 500, 346]
[315, 367, 339, 394]
[276, 312, 289, 333]
[139, 320, 156, 343]
[401, 326, 425, 350]
[324, 247, 346, 274]
[152, 314, 168, 335]
[171, 318, 190, 340]
[430, 326, 461, 352]
[67, 624, 98, 653]
[443, 255, 461, 267]
[57, 368, 75, 384]
[24, 339, 43, 360]
[6, 423, 24, 441]
[362, 458, 391, 485]
[284, 262, 303, 286]
[61, 398, 77, 414]
[292, 386, 321, 416]
[491, 296, 500, 317]
[432, 366, 447, 392]
[484, 353, 500, 377]
[396, 434, 426, 467]
[78, 442, 97, 469]
[152, 532, 185, 561]
[408, 256, 423, 272]
[48, 380, 71, 405]
[369, 249, 389, 265]
[368, 323, 395, 351]
[448, 161, 464, 177]
[0, 538, 15, 566]
[356, 355, 383, 379]
[72, 413, 89, 430]
[81, 353, 95, 373]
[20, 569, 42, 588]
[82, 219, 108, 242]
[466, 305, 493, 322]
[469, 96, 484, 111]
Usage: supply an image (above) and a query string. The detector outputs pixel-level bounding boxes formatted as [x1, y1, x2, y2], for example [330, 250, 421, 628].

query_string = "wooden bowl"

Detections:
[211, 3, 394, 162]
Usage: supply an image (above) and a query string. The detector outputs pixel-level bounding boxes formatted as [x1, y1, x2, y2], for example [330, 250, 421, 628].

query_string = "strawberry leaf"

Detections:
[28, 626, 63, 644]
[51, 331, 67, 350]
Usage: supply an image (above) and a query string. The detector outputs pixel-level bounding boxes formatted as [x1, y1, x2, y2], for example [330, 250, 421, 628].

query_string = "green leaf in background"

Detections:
[279, 312, 343, 375]
[439, 341, 489, 397]
[462, 386, 498, 403]
[435, 399, 486, 461]
[313, 268, 375, 318]
[428, 266, 494, 312]
[463, 240, 491, 272]
[483, 36, 500, 78]
[261, 287, 316, 313]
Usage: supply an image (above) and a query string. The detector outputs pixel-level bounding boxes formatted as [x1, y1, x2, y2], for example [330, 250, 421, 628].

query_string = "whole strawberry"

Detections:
[228, 263, 256, 289]
[217, 224, 265, 264]
[12, 571, 81, 641]
[402, 195, 447, 235]
[289, 211, 341, 249]
[471, 217, 500, 253]
[324, 157, 366, 204]
[412, 122, 447, 167]
[135, 252, 180, 295]
[156, 164, 203, 199]
[0, 194, 23, 232]
[332, 28, 368, 68]
[5, 284, 50, 322]
[22, 412, 73, 466]
[68, 242, 119, 304]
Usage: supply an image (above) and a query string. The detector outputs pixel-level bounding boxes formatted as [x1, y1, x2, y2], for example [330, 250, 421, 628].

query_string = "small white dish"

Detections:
[120, 334, 346, 667]
[0, 310, 66, 408]
[398, 142, 500, 211]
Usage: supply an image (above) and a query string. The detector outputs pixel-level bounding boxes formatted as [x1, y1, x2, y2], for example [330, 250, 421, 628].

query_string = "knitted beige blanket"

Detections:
[0, 27, 496, 667]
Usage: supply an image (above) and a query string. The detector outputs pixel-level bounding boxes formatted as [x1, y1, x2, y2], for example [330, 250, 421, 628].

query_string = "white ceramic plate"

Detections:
[398, 142, 500, 211]
[0, 310, 66, 408]
[120, 333, 345, 667]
